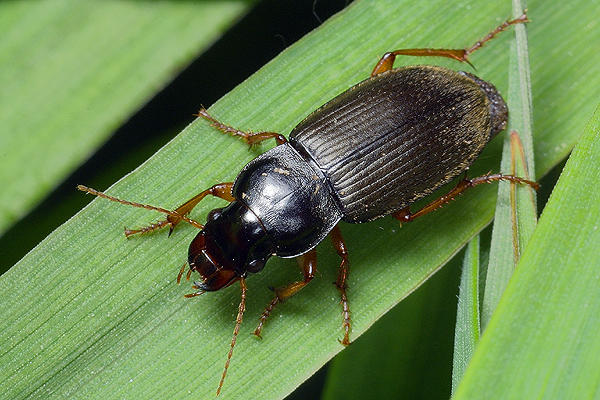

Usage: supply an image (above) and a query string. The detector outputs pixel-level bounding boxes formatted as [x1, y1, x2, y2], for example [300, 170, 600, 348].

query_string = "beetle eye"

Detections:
[207, 208, 223, 222]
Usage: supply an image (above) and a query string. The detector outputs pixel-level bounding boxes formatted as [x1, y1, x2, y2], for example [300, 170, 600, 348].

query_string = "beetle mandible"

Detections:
[78, 12, 538, 396]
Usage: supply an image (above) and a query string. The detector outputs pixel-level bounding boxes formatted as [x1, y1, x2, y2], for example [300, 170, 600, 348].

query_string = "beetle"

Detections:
[78, 12, 537, 395]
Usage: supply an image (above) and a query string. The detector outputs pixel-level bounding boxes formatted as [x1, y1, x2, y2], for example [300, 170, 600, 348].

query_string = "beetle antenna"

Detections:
[77, 185, 204, 230]
[216, 278, 247, 396]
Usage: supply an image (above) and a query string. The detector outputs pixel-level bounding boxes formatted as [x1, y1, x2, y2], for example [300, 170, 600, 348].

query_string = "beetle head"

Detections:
[187, 201, 272, 292]
[183, 201, 270, 395]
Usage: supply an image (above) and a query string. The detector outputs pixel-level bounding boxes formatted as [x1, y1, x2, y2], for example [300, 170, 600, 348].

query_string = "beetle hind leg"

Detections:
[371, 12, 529, 76]
[393, 172, 539, 223]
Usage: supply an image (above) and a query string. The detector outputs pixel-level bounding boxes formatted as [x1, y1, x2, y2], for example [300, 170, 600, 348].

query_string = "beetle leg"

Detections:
[196, 107, 287, 147]
[393, 173, 539, 223]
[119, 182, 235, 237]
[77, 185, 205, 233]
[164, 182, 234, 236]
[254, 249, 317, 338]
[330, 225, 351, 346]
[371, 12, 529, 76]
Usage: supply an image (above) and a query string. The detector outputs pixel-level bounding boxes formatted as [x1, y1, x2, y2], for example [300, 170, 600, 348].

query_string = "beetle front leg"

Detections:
[77, 185, 206, 233]
[123, 182, 234, 237]
[393, 173, 539, 223]
[196, 108, 287, 147]
[330, 225, 351, 346]
[371, 12, 529, 76]
[254, 249, 317, 338]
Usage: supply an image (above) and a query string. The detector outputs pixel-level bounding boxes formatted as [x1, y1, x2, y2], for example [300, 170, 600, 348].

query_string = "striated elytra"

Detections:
[225, 65, 507, 266]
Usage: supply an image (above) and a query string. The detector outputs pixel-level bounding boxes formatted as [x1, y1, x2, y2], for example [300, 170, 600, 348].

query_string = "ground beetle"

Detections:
[79, 12, 538, 395]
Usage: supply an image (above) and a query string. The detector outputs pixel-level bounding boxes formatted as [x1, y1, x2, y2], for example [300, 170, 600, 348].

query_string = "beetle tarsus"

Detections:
[254, 296, 278, 338]
[371, 10, 529, 76]
[464, 11, 530, 58]
[253, 250, 317, 338]
[124, 220, 171, 238]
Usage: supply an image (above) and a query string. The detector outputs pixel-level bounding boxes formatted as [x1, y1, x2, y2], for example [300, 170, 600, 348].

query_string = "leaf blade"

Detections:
[0, 0, 253, 235]
[455, 104, 600, 399]
[452, 236, 481, 394]
[482, 2, 538, 328]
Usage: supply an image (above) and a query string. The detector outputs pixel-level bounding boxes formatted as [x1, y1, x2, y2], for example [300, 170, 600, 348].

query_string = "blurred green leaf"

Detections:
[0, 0, 598, 399]
[452, 236, 481, 393]
[0, 0, 253, 235]
[455, 104, 600, 399]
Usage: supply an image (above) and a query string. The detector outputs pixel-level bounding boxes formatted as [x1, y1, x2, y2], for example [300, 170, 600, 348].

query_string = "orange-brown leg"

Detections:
[371, 12, 529, 76]
[196, 108, 287, 147]
[77, 185, 206, 233]
[254, 249, 317, 338]
[393, 173, 539, 223]
[331, 225, 351, 346]
[123, 182, 235, 237]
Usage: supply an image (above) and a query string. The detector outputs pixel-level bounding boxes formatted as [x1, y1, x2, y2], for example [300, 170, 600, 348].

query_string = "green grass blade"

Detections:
[0, 0, 253, 235]
[482, 1, 538, 328]
[0, 0, 598, 399]
[454, 104, 600, 399]
[452, 236, 481, 394]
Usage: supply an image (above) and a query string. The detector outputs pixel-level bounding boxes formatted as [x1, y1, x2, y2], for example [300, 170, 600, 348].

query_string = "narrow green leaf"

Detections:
[482, 1, 537, 328]
[455, 104, 600, 399]
[1, 0, 598, 399]
[452, 236, 480, 394]
[0, 0, 253, 235]
[508, 0, 538, 251]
